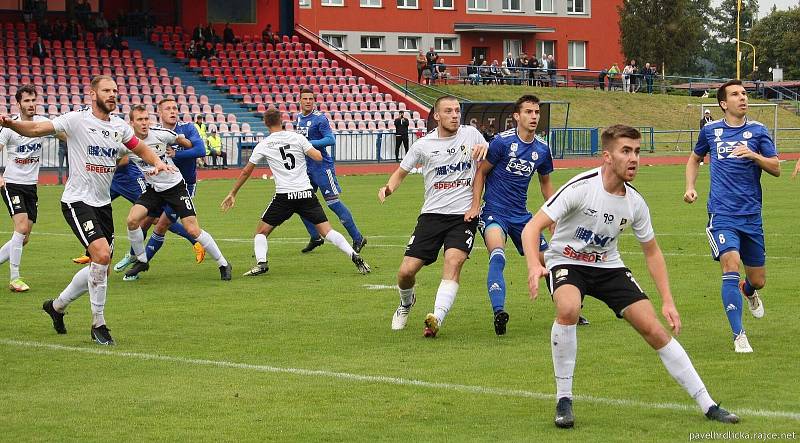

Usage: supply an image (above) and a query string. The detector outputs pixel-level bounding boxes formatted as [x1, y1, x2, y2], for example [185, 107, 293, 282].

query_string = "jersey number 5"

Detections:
[279, 145, 296, 170]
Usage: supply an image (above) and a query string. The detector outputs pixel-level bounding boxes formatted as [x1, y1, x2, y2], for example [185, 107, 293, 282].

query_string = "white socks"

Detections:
[399, 286, 415, 307]
[196, 230, 227, 267]
[54, 266, 90, 312]
[9, 231, 24, 280]
[254, 234, 268, 263]
[657, 338, 716, 413]
[88, 262, 108, 327]
[433, 279, 458, 324]
[551, 322, 577, 400]
[127, 227, 147, 262]
[325, 229, 355, 256]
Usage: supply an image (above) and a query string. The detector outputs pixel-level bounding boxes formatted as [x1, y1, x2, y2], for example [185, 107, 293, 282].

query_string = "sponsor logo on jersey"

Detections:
[505, 158, 533, 176]
[87, 145, 120, 158]
[743, 131, 752, 139]
[573, 226, 614, 247]
[14, 156, 39, 165]
[433, 178, 472, 190]
[85, 163, 116, 174]
[562, 245, 605, 263]
[82, 220, 94, 232]
[716, 141, 747, 160]
[619, 217, 628, 231]
[11, 196, 20, 204]
[583, 208, 598, 217]
[555, 268, 568, 283]
[434, 161, 472, 176]
[714, 128, 724, 140]
[531, 151, 539, 161]
[15, 143, 41, 154]
[509, 143, 518, 157]
[287, 190, 313, 199]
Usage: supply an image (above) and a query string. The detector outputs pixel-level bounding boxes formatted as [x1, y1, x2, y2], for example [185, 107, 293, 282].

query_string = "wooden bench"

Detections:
[570, 75, 598, 89]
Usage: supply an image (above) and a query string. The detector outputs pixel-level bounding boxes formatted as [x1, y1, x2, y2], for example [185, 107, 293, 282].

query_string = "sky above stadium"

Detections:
[757, 0, 798, 16]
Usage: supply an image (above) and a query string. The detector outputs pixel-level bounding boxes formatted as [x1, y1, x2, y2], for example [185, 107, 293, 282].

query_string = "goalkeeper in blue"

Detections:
[684, 79, 780, 353]
[466, 95, 586, 335]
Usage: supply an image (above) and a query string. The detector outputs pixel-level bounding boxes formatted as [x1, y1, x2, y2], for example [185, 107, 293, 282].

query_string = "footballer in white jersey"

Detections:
[522, 125, 739, 427]
[221, 108, 370, 277]
[124, 106, 232, 282]
[0, 85, 54, 292]
[379, 96, 488, 338]
[0, 76, 171, 345]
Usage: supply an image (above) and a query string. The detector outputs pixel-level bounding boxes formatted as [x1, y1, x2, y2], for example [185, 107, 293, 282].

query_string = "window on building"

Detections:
[568, 41, 586, 69]
[536, 40, 554, 61]
[502, 0, 521, 12]
[397, 0, 418, 7]
[567, 0, 585, 13]
[321, 0, 344, 6]
[360, 35, 384, 51]
[534, 0, 553, 12]
[398, 36, 420, 51]
[360, 0, 381, 7]
[434, 0, 453, 8]
[467, 0, 488, 10]
[435, 37, 457, 52]
[503, 39, 523, 58]
[322, 34, 346, 50]
[299, 0, 311, 6]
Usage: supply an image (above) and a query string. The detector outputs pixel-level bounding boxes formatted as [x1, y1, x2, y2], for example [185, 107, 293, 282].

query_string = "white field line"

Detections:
[6, 231, 798, 258]
[1, 339, 797, 421]
[363, 284, 398, 290]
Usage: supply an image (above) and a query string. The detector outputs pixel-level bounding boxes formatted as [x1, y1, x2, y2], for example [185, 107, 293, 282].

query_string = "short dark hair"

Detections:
[514, 94, 540, 113]
[434, 95, 459, 112]
[716, 79, 744, 110]
[195, 114, 204, 121]
[90, 75, 114, 90]
[299, 87, 314, 97]
[601, 125, 641, 151]
[158, 97, 177, 107]
[15, 84, 37, 103]
[263, 107, 281, 127]
[128, 104, 148, 120]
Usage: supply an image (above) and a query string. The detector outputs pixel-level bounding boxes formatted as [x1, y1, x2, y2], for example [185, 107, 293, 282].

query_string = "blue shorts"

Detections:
[706, 213, 765, 267]
[307, 164, 341, 201]
[479, 210, 548, 255]
[153, 182, 197, 220]
[110, 178, 146, 204]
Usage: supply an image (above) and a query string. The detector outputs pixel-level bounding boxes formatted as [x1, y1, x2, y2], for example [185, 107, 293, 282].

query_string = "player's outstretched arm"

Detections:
[683, 152, 703, 203]
[378, 167, 409, 203]
[640, 238, 681, 336]
[465, 160, 493, 222]
[0, 116, 56, 137]
[306, 147, 323, 162]
[521, 210, 554, 300]
[221, 162, 256, 212]
[131, 140, 175, 174]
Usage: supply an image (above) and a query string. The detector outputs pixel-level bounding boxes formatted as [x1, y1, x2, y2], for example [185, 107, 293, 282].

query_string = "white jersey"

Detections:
[53, 107, 135, 207]
[0, 115, 50, 185]
[542, 167, 655, 269]
[129, 127, 183, 192]
[249, 131, 314, 193]
[399, 125, 485, 215]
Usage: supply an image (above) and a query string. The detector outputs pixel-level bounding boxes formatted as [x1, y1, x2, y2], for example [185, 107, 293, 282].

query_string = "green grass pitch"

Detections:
[1, 163, 798, 441]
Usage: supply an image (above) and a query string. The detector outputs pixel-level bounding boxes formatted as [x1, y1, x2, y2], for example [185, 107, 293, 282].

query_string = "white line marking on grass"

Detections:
[1, 339, 798, 421]
[363, 284, 398, 290]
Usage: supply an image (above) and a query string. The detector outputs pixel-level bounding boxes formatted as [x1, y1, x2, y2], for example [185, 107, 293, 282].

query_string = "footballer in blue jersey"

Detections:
[113, 98, 207, 277]
[295, 88, 366, 254]
[685, 79, 781, 353]
[466, 95, 558, 335]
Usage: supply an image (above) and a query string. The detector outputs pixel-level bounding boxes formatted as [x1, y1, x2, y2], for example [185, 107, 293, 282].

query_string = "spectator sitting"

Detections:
[488, 60, 501, 84]
[193, 24, 206, 41]
[500, 61, 514, 85]
[204, 23, 219, 43]
[207, 129, 227, 169]
[435, 57, 450, 84]
[223, 23, 236, 45]
[30, 36, 48, 60]
[480, 60, 492, 85]
[467, 57, 481, 85]
[261, 24, 276, 45]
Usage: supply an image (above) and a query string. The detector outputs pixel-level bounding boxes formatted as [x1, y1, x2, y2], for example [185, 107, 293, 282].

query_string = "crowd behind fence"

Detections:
[11, 128, 800, 183]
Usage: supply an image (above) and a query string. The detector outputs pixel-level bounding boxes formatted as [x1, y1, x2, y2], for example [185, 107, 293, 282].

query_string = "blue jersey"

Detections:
[483, 129, 554, 217]
[694, 118, 777, 215]
[111, 162, 144, 190]
[296, 110, 335, 167]
[169, 122, 205, 184]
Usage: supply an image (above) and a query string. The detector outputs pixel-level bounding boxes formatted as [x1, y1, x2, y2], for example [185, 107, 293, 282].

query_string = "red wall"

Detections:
[179, 0, 278, 37]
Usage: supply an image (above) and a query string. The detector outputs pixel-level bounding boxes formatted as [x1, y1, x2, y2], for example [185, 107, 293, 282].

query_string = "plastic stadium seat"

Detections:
[229, 123, 240, 133]
[218, 123, 229, 133]
[241, 123, 251, 133]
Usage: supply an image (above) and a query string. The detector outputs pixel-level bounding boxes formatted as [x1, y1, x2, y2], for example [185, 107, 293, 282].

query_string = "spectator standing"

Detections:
[622, 61, 633, 93]
[547, 54, 557, 87]
[30, 37, 48, 61]
[643, 62, 654, 93]
[416, 50, 427, 83]
[607, 63, 620, 91]
[223, 23, 236, 45]
[699, 109, 713, 129]
[425, 47, 438, 72]
[527, 56, 539, 86]
[630, 59, 640, 92]
[393, 112, 410, 162]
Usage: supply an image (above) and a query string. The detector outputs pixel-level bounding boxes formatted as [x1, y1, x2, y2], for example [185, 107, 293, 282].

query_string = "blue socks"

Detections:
[167, 222, 197, 245]
[302, 200, 364, 243]
[742, 279, 756, 297]
[487, 248, 507, 313]
[145, 233, 165, 261]
[328, 200, 362, 243]
[721, 272, 743, 336]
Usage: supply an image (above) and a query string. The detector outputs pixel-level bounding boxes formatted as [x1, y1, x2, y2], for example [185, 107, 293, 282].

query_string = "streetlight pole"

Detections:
[736, 0, 741, 79]
[737, 39, 756, 74]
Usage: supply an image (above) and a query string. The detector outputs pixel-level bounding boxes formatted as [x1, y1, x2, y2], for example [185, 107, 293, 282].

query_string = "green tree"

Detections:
[748, 7, 800, 79]
[618, 0, 711, 75]
[705, 0, 759, 78]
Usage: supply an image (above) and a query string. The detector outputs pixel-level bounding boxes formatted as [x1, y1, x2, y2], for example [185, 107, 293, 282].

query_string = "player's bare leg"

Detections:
[391, 256, 425, 330]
